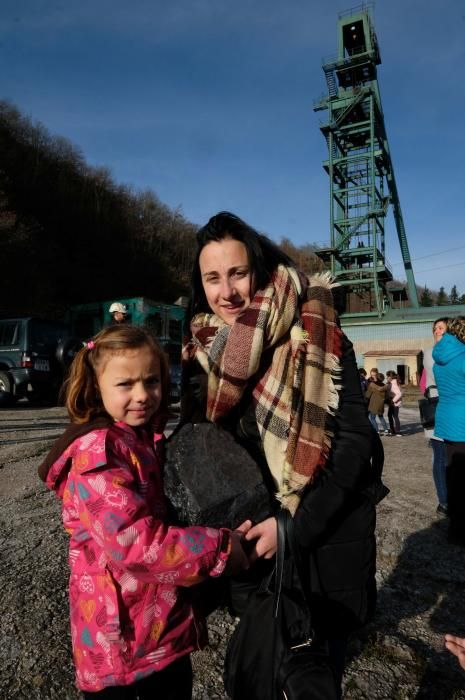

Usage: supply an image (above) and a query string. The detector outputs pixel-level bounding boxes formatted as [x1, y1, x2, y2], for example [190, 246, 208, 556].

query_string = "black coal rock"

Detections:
[164, 422, 273, 529]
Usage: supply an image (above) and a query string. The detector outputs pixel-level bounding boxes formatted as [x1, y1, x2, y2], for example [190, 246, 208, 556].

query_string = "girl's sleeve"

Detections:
[294, 334, 379, 550]
[73, 434, 231, 587]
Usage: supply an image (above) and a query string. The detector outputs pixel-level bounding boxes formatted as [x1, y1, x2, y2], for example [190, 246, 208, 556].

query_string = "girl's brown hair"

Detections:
[65, 325, 170, 423]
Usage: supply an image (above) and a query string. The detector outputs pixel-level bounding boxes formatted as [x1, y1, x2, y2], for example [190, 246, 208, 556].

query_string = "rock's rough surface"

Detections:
[164, 422, 273, 528]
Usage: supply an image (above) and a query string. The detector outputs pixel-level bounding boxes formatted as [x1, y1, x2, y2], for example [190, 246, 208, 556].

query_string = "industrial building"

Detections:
[315, 4, 464, 382]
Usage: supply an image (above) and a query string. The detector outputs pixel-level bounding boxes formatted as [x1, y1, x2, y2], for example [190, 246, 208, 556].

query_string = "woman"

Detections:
[433, 316, 465, 544]
[386, 370, 403, 436]
[420, 317, 449, 516]
[181, 212, 386, 692]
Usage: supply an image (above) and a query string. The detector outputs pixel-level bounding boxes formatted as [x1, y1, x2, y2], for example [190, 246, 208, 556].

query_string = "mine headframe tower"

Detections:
[314, 3, 419, 316]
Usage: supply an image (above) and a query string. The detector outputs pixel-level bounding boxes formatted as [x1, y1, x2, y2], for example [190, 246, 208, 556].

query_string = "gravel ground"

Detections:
[1, 404, 465, 699]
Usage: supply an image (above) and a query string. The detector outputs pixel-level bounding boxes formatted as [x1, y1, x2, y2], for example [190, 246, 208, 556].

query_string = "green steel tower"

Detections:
[314, 3, 419, 316]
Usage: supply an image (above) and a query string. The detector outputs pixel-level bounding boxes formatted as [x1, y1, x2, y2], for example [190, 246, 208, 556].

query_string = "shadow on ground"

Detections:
[347, 519, 465, 698]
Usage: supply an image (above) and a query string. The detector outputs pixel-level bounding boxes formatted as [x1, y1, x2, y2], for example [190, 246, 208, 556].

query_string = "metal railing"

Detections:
[338, 2, 374, 20]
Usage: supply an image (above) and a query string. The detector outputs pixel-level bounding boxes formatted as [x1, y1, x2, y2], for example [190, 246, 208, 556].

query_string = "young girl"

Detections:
[386, 369, 403, 436]
[38, 325, 248, 699]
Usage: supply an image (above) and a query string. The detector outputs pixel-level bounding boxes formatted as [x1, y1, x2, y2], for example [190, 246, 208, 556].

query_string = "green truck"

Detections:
[67, 297, 186, 403]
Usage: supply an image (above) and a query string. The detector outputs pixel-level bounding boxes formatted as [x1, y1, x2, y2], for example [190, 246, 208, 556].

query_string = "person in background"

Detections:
[386, 370, 403, 436]
[420, 317, 449, 516]
[359, 367, 368, 394]
[38, 325, 249, 699]
[181, 211, 387, 697]
[365, 372, 390, 435]
[367, 367, 379, 385]
[108, 301, 128, 325]
[433, 316, 465, 545]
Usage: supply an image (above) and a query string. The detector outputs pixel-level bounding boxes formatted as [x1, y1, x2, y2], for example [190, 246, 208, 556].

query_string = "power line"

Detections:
[413, 244, 465, 262]
[314, 243, 465, 270]
[415, 261, 465, 274]
[391, 243, 465, 267]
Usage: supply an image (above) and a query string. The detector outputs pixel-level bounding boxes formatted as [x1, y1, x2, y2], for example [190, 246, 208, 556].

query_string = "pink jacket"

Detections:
[45, 422, 230, 692]
[387, 378, 402, 407]
[419, 368, 427, 395]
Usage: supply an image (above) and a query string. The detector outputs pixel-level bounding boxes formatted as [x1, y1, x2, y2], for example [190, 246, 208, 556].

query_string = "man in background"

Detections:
[108, 302, 128, 325]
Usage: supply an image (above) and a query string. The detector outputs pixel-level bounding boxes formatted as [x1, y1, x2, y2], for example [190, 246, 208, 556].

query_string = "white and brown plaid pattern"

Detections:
[191, 266, 343, 514]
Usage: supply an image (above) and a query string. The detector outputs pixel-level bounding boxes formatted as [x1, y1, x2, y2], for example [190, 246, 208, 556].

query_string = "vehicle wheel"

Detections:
[56, 337, 84, 368]
[0, 370, 14, 407]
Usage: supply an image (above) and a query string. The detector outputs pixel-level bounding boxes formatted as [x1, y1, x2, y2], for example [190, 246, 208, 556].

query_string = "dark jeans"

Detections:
[430, 439, 448, 506]
[388, 405, 400, 434]
[82, 655, 192, 700]
[369, 412, 389, 432]
[445, 441, 465, 543]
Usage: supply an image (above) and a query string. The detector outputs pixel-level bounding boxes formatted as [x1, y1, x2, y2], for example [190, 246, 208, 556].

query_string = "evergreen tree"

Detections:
[450, 285, 460, 304]
[436, 286, 449, 306]
[420, 286, 433, 307]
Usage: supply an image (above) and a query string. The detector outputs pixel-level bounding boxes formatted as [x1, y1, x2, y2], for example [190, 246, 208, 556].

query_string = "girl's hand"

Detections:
[235, 519, 253, 536]
[244, 517, 277, 562]
[224, 531, 250, 576]
[445, 635, 465, 670]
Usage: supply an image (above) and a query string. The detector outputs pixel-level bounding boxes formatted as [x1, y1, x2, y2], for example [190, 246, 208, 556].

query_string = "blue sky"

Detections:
[2, 0, 465, 294]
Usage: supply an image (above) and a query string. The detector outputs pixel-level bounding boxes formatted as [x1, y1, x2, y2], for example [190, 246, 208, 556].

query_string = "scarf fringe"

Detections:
[309, 270, 340, 290]
[327, 352, 343, 414]
[276, 346, 342, 515]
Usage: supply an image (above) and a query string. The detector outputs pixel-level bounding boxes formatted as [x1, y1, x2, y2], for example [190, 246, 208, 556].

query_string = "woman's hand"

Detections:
[244, 517, 277, 561]
[445, 635, 465, 670]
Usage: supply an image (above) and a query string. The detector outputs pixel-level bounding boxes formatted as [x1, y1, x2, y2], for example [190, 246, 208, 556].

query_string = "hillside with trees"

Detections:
[0, 100, 198, 319]
[0, 101, 324, 321]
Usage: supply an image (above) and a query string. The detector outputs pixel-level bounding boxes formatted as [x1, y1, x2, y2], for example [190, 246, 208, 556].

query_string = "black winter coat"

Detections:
[180, 334, 386, 638]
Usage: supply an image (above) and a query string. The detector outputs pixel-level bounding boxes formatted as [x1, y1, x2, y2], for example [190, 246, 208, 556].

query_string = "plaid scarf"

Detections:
[190, 265, 343, 514]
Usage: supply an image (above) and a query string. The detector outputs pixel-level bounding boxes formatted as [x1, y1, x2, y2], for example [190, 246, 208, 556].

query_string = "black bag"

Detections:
[223, 510, 339, 700]
[418, 387, 439, 429]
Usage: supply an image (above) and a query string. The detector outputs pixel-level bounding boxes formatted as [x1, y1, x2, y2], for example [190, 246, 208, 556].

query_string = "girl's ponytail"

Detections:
[65, 343, 102, 423]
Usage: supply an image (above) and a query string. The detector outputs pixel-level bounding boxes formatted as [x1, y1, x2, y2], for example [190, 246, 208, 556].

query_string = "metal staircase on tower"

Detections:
[314, 3, 419, 317]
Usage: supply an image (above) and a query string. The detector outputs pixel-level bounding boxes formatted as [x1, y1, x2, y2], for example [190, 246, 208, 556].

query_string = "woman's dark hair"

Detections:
[189, 212, 295, 318]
